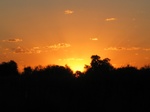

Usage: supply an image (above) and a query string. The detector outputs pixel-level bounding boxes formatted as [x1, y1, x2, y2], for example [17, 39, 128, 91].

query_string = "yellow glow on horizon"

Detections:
[65, 60, 89, 72]
[70, 64, 85, 72]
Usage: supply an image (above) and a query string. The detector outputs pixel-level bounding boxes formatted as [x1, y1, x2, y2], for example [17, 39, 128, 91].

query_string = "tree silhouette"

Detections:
[0, 60, 18, 77]
[101, 58, 114, 72]
[0, 56, 150, 111]
[90, 55, 101, 69]
[89, 55, 114, 74]
[40, 65, 74, 80]
[22, 66, 33, 76]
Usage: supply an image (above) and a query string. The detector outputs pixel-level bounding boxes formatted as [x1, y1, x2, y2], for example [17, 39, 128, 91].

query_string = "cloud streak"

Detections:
[3, 38, 22, 43]
[13, 46, 41, 54]
[31, 47, 41, 54]
[90, 38, 98, 41]
[4, 43, 71, 54]
[105, 18, 117, 21]
[104, 47, 140, 51]
[64, 10, 74, 14]
[46, 43, 71, 50]
[104, 47, 150, 52]
[14, 47, 30, 54]
[143, 48, 150, 51]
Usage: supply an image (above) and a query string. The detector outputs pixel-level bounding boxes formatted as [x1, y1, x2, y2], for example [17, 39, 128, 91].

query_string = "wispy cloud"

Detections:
[104, 47, 140, 51]
[3, 38, 22, 43]
[104, 47, 120, 51]
[143, 48, 150, 51]
[5, 43, 71, 54]
[13, 47, 30, 54]
[64, 10, 74, 14]
[104, 47, 150, 51]
[13, 46, 41, 54]
[46, 43, 71, 50]
[4, 48, 9, 51]
[90, 38, 98, 41]
[30, 47, 41, 54]
[105, 18, 117, 21]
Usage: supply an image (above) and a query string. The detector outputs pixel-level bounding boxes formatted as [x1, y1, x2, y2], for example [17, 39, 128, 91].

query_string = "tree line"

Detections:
[0, 55, 150, 78]
[0, 55, 150, 112]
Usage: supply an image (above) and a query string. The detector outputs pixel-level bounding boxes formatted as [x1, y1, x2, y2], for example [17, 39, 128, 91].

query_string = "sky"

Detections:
[0, 0, 150, 72]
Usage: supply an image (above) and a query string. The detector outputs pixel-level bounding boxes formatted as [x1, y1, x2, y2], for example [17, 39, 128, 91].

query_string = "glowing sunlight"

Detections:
[70, 64, 85, 72]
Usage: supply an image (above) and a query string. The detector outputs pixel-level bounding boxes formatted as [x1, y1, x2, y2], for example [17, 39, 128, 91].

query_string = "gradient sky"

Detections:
[0, 0, 150, 72]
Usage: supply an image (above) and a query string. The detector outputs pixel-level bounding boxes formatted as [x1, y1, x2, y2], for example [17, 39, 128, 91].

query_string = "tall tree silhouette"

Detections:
[90, 55, 114, 73]
[90, 55, 101, 70]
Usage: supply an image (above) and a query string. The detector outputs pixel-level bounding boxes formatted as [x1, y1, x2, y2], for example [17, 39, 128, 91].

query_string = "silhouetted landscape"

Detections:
[0, 55, 150, 112]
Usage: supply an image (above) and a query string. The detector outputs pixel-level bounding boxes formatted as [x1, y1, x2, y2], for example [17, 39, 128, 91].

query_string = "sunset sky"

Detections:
[0, 0, 150, 72]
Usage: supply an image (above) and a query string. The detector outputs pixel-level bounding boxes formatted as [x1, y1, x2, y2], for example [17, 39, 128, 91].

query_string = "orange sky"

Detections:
[0, 0, 150, 72]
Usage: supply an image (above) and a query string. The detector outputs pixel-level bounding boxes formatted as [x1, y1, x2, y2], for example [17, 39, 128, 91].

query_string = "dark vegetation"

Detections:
[0, 55, 150, 112]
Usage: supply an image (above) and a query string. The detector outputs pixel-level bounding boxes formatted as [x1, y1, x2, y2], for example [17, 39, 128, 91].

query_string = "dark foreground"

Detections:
[0, 57, 150, 112]
[0, 74, 150, 112]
